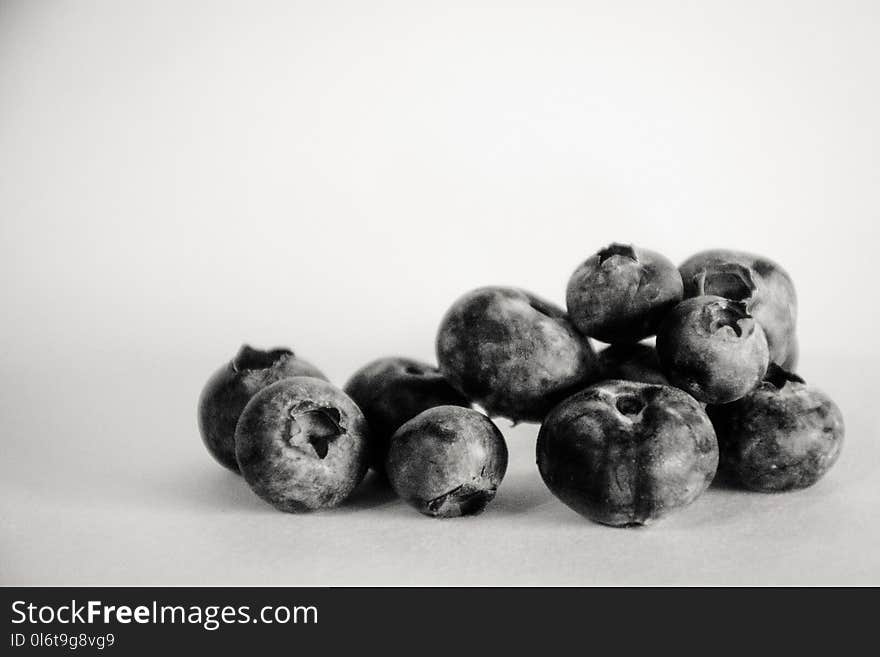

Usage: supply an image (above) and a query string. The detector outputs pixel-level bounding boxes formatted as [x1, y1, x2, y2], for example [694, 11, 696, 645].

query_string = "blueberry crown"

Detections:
[597, 243, 637, 264]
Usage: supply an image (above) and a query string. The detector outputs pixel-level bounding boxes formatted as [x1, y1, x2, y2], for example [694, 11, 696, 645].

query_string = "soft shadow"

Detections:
[341, 470, 400, 511]
[162, 465, 275, 514]
[491, 471, 554, 515]
[708, 469, 748, 492]
[163, 464, 401, 515]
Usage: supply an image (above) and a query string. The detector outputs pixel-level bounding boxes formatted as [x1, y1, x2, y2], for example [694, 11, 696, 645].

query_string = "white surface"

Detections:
[1, 0, 879, 585]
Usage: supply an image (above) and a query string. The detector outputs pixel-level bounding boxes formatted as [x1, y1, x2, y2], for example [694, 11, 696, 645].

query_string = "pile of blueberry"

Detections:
[198, 246, 844, 526]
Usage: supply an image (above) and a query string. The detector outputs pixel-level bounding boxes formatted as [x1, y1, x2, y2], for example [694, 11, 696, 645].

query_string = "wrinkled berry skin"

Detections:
[679, 249, 796, 365]
[657, 296, 770, 404]
[598, 342, 669, 386]
[436, 286, 598, 422]
[343, 357, 470, 476]
[235, 377, 369, 512]
[537, 381, 718, 526]
[386, 406, 508, 518]
[198, 345, 328, 473]
[566, 243, 683, 344]
[708, 366, 844, 492]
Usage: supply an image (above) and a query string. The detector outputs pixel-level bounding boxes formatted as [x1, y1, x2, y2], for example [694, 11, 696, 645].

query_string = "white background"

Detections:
[1, 0, 878, 585]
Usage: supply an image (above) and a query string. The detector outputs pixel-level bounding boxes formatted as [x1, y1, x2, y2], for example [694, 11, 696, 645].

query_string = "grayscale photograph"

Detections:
[1, 0, 877, 613]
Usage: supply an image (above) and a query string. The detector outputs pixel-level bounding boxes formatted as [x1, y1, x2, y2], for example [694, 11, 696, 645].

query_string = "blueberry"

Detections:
[679, 249, 797, 366]
[656, 296, 770, 404]
[234, 377, 369, 512]
[386, 406, 508, 518]
[566, 243, 683, 344]
[197, 345, 328, 473]
[597, 342, 669, 386]
[343, 357, 470, 476]
[436, 286, 598, 422]
[537, 381, 718, 526]
[708, 365, 844, 492]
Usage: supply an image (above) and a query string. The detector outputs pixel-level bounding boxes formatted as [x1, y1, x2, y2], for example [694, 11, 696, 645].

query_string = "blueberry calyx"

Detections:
[702, 299, 751, 337]
[425, 482, 496, 516]
[597, 243, 638, 265]
[232, 345, 294, 373]
[286, 406, 344, 459]
[615, 395, 646, 417]
[764, 362, 805, 389]
[693, 264, 756, 305]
